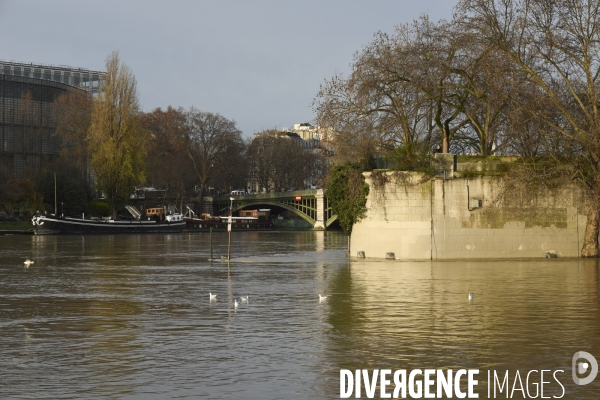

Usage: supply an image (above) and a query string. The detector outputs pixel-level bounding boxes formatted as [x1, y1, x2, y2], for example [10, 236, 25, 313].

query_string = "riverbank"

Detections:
[0, 221, 33, 235]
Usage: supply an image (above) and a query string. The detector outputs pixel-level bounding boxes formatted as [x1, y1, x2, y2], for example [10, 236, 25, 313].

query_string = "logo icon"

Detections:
[572, 351, 598, 385]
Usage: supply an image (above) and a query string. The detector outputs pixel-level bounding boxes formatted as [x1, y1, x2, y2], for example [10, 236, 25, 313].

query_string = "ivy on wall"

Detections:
[325, 163, 369, 234]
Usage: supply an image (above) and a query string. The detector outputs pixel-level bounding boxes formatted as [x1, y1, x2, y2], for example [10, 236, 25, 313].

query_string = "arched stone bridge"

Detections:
[213, 189, 337, 229]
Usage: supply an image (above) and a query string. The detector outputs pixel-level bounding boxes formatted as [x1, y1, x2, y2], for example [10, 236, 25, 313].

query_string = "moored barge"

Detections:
[185, 209, 274, 231]
[31, 207, 185, 235]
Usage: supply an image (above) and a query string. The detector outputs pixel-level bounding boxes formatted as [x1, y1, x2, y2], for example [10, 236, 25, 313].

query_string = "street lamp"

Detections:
[227, 196, 234, 260]
[230, 173, 233, 194]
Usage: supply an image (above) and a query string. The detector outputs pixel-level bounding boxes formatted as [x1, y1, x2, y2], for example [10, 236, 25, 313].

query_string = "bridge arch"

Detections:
[233, 200, 316, 225]
[212, 189, 336, 228]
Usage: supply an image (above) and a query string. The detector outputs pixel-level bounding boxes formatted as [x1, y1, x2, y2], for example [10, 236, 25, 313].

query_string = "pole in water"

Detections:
[210, 227, 213, 261]
[227, 231, 231, 260]
[227, 197, 233, 260]
[227, 217, 232, 260]
[54, 172, 57, 215]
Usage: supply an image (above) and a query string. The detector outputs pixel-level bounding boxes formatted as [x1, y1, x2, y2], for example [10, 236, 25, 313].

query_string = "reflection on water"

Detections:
[1, 232, 599, 399]
[327, 260, 600, 398]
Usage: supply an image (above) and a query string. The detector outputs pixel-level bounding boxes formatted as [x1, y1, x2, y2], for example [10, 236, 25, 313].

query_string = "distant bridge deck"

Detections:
[213, 189, 336, 229]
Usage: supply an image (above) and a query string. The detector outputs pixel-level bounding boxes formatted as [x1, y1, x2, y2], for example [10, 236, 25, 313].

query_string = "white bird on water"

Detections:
[209, 292, 218, 301]
[24, 259, 34, 269]
[319, 294, 328, 302]
[468, 293, 474, 301]
[240, 296, 249, 302]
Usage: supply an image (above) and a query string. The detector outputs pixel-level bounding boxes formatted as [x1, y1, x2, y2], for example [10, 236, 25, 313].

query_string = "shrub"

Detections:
[36, 172, 89, 216]
[384, 141, 433, 172]
[88, 200, 110, 217]
[325, 163, 369, 234]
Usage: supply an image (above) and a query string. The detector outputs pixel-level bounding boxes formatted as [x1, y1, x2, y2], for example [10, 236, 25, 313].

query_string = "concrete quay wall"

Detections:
[351, 171, 587, 260]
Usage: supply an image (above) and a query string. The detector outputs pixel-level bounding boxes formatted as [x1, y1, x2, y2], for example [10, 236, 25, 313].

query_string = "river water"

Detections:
[0, 231, 599, 399]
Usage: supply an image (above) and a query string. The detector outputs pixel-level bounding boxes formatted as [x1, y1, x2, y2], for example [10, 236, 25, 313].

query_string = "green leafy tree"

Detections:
[36, 171, 88, 216]
[88, 52, 146, 218]
[0, 179, 37, 215]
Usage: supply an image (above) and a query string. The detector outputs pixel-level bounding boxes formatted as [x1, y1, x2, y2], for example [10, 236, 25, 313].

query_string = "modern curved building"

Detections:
[0, 60, 105, 180]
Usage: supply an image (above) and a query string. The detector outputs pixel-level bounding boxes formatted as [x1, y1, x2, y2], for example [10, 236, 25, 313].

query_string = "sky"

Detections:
[0, 0, 456, 137]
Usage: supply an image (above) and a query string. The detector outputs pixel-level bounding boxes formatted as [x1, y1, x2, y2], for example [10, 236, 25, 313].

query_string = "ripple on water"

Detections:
[0, 234, 599, 398]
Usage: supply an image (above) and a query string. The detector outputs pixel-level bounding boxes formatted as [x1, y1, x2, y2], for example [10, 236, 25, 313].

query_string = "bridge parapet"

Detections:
[215, 189, 318, 202]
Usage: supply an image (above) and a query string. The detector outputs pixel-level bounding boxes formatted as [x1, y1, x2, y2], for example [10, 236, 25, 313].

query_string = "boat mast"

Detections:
[54, 172, 57, 215]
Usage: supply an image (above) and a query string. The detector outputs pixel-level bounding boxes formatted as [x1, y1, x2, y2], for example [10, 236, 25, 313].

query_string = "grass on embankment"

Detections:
[0, 221, 33, 231]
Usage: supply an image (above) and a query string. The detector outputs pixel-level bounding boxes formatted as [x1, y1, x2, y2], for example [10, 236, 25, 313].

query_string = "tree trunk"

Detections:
[197, 186, 205, 206]
[581, 198, 600, 257]
[442, 130, 449, 153]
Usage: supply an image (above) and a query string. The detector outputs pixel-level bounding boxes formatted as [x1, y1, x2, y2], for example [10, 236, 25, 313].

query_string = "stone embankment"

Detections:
[351, 154, 586, 260]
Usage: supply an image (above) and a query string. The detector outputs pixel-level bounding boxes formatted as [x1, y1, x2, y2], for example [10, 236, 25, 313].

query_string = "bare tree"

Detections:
[314, 16, 515, 160]
[391, 17, 469, 153]
[183, 107, 244, 200]
[317, 116, 382, 168]
[438, 30, 514, 155]
[272, 136, 323, 191]
[314, 28, 434, 165]
[247, 131, 324, 192]
[396, 17, 519, 155]
[207, 130, 247, 195]
[458, 0, 600, 256]
[247, 132, 281, 192]
[141, 106, 195, 205]
[502, 82, 556, 157]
